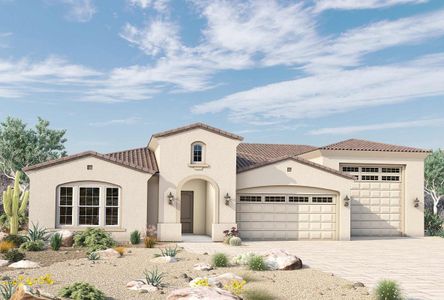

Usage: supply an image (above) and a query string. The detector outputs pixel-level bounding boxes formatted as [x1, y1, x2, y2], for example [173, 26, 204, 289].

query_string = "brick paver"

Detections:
[181, 237, 444, 300]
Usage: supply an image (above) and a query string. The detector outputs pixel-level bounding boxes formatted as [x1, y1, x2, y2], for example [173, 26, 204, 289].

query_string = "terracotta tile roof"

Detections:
[320, 139, 431, 153]
[237, 143, 317, 170]
[152, 122, 244, 141]
[23, 148, 158, 174]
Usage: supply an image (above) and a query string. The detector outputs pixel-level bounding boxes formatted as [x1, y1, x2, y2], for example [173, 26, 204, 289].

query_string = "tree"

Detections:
[425, 150, 444, 215]
[0, 117, 67, 190]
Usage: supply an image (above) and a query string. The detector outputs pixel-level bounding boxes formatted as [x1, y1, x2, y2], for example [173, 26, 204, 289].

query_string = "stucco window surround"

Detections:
[189, 141, 209, 169]
[56, 181, 121, 228]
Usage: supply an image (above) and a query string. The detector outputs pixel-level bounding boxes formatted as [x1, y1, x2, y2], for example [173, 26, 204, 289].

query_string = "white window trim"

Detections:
[57, 186, 74, 226]
[56, 182, 121, 228]
[190, 141, 206, 164]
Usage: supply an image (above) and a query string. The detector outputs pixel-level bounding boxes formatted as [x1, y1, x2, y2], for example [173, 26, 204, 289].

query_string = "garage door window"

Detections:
[312, 196, 333, 203]
[289, 196, 309, 203]
[238, 194, 335, 204]
[361, 175, 379, 181]
[265, 196, 285, 202]
[239, 195, 262, 202]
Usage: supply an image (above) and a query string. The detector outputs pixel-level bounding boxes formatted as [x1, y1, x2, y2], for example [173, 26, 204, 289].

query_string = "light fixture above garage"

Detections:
[224, 193, 231, 206]
[167, 192, 174, 205]
[414, 198, 419, 208]
[344, 195, 350, 207]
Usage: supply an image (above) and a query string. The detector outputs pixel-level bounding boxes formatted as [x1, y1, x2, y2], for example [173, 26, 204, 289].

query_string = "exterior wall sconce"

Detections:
[344, 195, 350, 207]
[224, 193, 231, 206]
[414, 198, 420, 208]
[167, 192, 174, 205]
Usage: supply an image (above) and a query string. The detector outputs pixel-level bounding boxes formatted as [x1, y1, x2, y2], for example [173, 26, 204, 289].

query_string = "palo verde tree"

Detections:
[0, 117, 67, 190]
[424, 150, 444, 215]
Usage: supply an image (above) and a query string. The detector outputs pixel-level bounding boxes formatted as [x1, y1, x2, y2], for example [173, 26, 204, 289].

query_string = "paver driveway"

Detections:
[181, 237, 444, 300]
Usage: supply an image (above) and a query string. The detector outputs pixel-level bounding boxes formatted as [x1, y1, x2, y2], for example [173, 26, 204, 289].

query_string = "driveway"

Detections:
[181, 237, 444, 300]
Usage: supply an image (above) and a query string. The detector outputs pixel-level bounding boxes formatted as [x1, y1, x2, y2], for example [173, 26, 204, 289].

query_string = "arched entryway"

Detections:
[176, 175, 219, 238]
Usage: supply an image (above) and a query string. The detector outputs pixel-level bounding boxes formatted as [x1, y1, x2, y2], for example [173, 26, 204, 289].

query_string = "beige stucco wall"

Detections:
[150, 128, 240, 241]
[237, 158, 353, 240]
[303, 150, 427, 237]
[206, 181, 215, 236]
[26, 156, 152, 241]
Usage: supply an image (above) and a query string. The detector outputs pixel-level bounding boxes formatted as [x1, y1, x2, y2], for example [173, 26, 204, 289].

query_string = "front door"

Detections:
[181, 191, 194, 233]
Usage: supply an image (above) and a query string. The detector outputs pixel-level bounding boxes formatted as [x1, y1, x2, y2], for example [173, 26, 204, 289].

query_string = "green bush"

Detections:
[130, 230, 141, 245]
[212, 253, 228, 267]
[424, 211, 443, 236]
[20, 240, 45, 251]
[3, 248, 25, 262]
[26, 223, 49, 241]
[243, 289, 276, 300]
[74, 228, 115, 252]
[3, 234, 26, 247]
[374, 280, 403, 300]
[50, 233, 63, 251]
[59, 282, 105, 300]
[248, 255, 267, 271]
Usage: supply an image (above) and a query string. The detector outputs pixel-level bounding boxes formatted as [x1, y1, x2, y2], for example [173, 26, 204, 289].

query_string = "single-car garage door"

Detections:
[236, 194, 337, 240]
[341, 165, 403, 236]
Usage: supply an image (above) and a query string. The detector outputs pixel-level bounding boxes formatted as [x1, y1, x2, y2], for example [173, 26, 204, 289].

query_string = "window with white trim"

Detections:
[191, 142, 205, 164]
[59, 187, 73, 225]
[79, 187, 100, 225]
[106, 188, 119, 225]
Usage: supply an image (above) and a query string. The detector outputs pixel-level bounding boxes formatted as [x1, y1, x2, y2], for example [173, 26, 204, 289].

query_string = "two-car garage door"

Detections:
[237, 194, 337, 240]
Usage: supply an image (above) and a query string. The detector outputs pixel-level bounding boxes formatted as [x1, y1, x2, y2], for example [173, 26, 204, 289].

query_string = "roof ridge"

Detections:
[320, 138, 431, 153]
[239, 142, 315, 147]
[152, 122, 244, 141]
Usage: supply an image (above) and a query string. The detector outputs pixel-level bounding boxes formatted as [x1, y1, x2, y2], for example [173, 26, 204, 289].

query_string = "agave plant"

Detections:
[26, 223, 49, 242]
[143, 268, 166, 287]
[158, 245, 178, 257]
[88, 252, 100, 261]
[0, 280, 16, 300]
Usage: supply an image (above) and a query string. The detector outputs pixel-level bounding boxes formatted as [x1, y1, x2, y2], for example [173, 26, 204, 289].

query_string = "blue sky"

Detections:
[1, 0, 444, 153]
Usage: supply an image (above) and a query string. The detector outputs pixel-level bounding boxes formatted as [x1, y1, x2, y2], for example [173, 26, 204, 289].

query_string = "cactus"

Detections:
[2, 171, 29, 235]
[229, 236, 242, 246]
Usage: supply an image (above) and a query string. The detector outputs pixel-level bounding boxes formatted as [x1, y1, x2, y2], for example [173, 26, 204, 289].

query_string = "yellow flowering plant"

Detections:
[224, 279, 246, 295]
[191, 278, 209, 287]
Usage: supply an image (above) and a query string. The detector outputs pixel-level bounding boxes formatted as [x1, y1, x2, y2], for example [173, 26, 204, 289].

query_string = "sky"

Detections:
[1, 0, 444, 154]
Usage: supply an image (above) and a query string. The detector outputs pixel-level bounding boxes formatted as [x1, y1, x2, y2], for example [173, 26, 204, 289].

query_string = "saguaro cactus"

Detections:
[2, 171, 29, 235]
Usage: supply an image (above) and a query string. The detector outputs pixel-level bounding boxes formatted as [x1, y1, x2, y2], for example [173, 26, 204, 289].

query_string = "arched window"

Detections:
[191, 142, 205, 164]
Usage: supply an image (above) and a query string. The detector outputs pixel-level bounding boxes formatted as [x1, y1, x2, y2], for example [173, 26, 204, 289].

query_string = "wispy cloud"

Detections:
[308, 118, 444, 135]
[314, 0, 427, 12]
[89, 117, 142, 127]
[128, 0, 169, 12]
[62, 0, 96, 23]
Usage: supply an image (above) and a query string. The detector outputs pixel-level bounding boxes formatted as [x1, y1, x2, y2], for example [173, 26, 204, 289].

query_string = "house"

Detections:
[23, 122, 430, 242]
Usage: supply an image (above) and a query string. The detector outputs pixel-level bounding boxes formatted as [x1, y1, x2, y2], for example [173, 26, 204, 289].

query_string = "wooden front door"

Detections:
[181, 191, 194, 233]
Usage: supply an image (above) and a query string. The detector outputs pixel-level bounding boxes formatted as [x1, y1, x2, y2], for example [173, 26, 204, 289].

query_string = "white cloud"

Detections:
[314, 0, 427, 12]
[63, 0, 96, 22]
[308, 118, 444, 135]
[128, 0, 169, 12]
[89, 117, 142, 127]
[193, 53, 444, 123]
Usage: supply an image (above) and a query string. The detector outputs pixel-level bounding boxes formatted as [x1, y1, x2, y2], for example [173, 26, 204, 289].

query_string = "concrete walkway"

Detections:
[181, 237, 444, 300]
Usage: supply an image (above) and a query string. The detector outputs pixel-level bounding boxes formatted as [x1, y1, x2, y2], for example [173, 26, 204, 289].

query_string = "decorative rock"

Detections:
[55, 230, 73, 247]
[0, 232, 8, 241]
[262, 249, 303, 270]
[150, 256, 177, 263]
[353, 282, 365, 288]
[190, 273, 243, 288]
[95, 248, 120, 259]
[0, 259, 9, 267]
[126, 280, 158, 293]
[9, 260, 40, 269]
[167, 287, 241, 300]
[10, 285, 59, 300]
[193, 263, 213, 271]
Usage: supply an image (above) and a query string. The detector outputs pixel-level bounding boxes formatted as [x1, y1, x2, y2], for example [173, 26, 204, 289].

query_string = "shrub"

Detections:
[20, 240, 45, 251]
[223, 227, 239, 244]
[87, 252, 100, 261]
[224, 279, 246, 295]
[248, 255, 267, 271]
[3, 249, 25, 262]
[243, 289, 276, 300]
[114, 246, 125, 257]
[59, 282, 105, 300]
[212, 253, 228, 267]
[374, 280, 403, 300]
[144, 236, 156, 248]
[50, 233, 63, 251]
[232, 252, 255, 265]
[130, 230, 141, 245]
[229, 237, 242, 246]
[143, 268, 166, 287]
[26, 223, 49, 242]
[73, 228, 115, 252]
[424, 211, 443, 236]
[158, 245, 178, 257]
[3, 235, 26, 247]
[0, 241, 15, 253]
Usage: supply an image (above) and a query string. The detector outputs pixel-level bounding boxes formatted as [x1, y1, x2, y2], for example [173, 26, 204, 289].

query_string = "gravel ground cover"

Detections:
[1, 246, 372, 299]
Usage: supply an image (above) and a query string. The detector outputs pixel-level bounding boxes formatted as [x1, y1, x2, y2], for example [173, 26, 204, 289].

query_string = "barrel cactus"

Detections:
[229, 236, 242, 246]
[2, 171, 29, 235]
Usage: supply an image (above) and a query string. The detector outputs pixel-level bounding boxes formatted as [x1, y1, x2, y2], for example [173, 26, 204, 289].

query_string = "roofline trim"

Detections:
[152, 122, 244, 141]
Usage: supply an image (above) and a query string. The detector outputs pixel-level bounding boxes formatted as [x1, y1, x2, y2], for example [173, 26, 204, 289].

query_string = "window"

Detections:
[265, 196, 285, 202]
[239, 195, 262, 202]
[106, 188, 119, 225]
[287, 167, 292, 172]
[361, 167, 379, 173]
[382, 167, 400, 173]
[382, 176, 400, 181]
[361, 175, 379, 181]
[342, 166, 359, 173]
[191, 142, 204, 164]
[312, 196, 333, 203]
[59, 187, 73, 225]
[79, 187, 100, 225]
[87, 165, 93, 170]
[289, 196, 309, 203]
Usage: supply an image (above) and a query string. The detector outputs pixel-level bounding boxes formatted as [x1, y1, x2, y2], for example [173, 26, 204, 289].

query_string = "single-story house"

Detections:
[23, 122, 430, 241]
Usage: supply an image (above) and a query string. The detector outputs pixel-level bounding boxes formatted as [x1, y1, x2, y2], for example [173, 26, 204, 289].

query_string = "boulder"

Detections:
[0, 259, 9, 267]
[10, 285, 59, 300]
[95, 248, 120, 259]
[150, 256, 177, 263]
[0, 232, 8, 241]
[126, 280, 158, 293]
[55, 230, 73, 247]
[167, 287, 241, 300]
[190, 273, 243, 288]
[262, 249, 302, 270]
[9, 260, 40, 269]
[193, 263, 213, 271]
